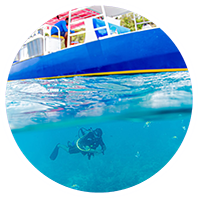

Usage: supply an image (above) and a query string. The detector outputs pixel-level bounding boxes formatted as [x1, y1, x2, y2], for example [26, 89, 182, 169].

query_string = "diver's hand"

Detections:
[88, 149, 101, 154]
[88, 149, 97, 153]
[91, 150, 101, 156]
[95, 149, 104, 154]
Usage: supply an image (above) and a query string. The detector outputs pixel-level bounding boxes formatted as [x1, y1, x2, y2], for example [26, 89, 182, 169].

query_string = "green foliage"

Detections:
[61, 40, 65, 49]
[61, 28, 86, 48]
[72, 28, 85, 43]
[119, 12, 156, 31]
[120, 13, 136, 32]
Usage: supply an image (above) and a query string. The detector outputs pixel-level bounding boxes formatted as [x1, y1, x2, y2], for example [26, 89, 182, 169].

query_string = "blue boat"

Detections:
[8, 5, 187, 81]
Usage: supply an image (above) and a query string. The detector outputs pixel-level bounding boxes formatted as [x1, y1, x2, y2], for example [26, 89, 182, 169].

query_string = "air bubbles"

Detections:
[135, 151, 140, 158]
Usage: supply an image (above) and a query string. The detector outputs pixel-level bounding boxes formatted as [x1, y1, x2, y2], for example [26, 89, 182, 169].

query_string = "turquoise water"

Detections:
[6, 71, 192, 192]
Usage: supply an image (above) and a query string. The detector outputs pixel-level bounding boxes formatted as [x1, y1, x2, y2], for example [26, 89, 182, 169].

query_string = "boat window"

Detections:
[71, 32, 86, 45]
[27, 37, 43, 57]
[92, 18, 130, 39]
[68, 22, 86, 46]
[14, 35, 44, 63]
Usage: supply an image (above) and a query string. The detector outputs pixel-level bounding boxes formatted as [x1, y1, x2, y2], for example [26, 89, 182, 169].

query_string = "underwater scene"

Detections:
[6, 71, 192, 192]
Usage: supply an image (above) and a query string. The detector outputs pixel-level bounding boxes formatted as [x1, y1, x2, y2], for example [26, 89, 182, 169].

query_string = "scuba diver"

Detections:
[50, 128, 106, 160]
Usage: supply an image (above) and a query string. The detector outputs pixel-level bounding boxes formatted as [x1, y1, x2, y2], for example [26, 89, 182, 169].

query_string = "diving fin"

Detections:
[50, 144, 60, 160]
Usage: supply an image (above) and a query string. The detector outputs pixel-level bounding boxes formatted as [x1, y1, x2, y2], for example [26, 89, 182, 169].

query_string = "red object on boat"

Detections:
[44, 8, 100, 29]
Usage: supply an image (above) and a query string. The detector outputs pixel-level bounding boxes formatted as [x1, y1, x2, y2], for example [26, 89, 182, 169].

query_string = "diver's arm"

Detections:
[88, 148, 103, 154]
[101, 145, 106, 154]
[87, 143, 106, 154]
[102, 144, 106, 152]
[100, 139, 106, 154]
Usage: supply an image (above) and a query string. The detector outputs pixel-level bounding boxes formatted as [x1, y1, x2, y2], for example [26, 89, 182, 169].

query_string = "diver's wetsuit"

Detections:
[68, 130, 106, 160]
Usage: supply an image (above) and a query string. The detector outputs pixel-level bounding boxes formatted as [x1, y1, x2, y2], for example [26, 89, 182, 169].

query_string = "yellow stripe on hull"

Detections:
[8, 68, 188, 81]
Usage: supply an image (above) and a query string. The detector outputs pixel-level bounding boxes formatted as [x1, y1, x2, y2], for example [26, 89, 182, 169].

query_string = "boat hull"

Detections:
[8, 28, 187, 81]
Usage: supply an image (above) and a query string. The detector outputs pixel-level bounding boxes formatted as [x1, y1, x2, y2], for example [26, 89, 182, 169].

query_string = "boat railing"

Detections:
[67, 5, 111, 48]
[30, 24, 62, 54]
[66, 6, 156, 48]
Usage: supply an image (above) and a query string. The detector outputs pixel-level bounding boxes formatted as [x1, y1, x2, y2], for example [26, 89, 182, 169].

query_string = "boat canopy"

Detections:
[44, 5, 130, 29]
